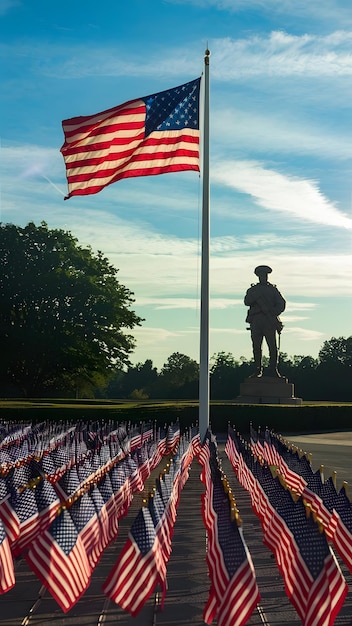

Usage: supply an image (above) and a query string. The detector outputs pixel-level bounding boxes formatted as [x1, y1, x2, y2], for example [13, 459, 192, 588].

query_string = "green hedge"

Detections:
[0, 401, 351, 436]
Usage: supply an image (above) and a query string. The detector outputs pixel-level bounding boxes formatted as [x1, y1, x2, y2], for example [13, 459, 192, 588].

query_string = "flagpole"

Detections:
[199, 49, 210, 441]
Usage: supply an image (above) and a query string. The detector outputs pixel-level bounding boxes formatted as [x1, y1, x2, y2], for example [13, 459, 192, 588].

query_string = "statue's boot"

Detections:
[249, 368, 263, 378]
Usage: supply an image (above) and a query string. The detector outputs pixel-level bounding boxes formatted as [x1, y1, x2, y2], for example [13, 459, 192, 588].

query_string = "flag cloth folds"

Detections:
[61, 78, 201, 199]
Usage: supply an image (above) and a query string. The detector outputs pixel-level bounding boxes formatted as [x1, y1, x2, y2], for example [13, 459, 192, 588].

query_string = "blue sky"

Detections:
[1, 0, 352, 370]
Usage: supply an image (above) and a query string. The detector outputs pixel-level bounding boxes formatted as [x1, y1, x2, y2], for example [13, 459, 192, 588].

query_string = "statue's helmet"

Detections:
[254, 265, 272, 276]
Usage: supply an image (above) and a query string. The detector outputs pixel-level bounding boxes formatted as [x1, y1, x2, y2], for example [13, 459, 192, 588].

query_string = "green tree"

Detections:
[318, 336, 352, 367]
[317, 336, 352, 401]
[210, 351, 240, 399]
[110, 359, 158, 399]
[159, 352, 199, 398]
[0, 221, 143, 396]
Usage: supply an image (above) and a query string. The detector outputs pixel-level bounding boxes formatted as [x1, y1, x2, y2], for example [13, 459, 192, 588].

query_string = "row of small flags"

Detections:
[226, 425, 350, 625]
[1, 419, 352, 624]
[199, 430, 260, 626]
[102, 430, 201, 615]
[249, 424, 352, 576]
[0, 419, 181, 607]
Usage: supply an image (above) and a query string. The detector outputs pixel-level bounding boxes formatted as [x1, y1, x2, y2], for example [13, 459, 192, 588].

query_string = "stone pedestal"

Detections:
[236, 376, 302, 405]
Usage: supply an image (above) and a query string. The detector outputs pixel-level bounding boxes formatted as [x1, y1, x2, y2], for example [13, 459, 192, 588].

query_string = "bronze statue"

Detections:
[244, 265, 286, 378]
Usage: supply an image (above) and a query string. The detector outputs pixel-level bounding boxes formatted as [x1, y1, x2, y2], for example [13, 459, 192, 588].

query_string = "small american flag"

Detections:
[61, 78, 200, 199]
[102, 506, 166, 616]
[329, 484, 352, 574]
[0, 518, 15, 594]
[24, 508, 91, 613]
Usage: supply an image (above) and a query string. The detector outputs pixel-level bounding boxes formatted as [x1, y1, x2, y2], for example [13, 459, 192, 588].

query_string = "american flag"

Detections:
[102, 506, 166, 616]
[69, 492, 102, 569]
[148, 489, 173, 564]
[13, 460, 60, 555]
[224, 427, 242, 470]
[0, 470, 22, 544]
[0, 518, 15, 594]
[328, 484, 352, 574]
[24, 508, 91, 613]
[61, 78, 200, 199]
[301, 470, 333, 533]
[249, 424, 265, 460]
[97, 471, 119, 541]
[199, 435, 260, 626]
[166, 423, 180, 453]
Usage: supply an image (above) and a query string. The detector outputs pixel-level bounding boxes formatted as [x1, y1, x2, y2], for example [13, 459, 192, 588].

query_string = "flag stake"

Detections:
[199, 49, 210, 441]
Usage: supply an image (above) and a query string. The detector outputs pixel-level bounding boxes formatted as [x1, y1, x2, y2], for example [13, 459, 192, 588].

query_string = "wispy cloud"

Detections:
[212, 107, 352, 161]
[213, 160, 352, 230]
[212, 31, 352, 79]
[0, 0, 21, 16]
[284, 302, 317, 312]
[166, 1, 352, 26]
[284, 326, 325, 341]
[3, 29, 352, 82]
[137, 297, 243, 310]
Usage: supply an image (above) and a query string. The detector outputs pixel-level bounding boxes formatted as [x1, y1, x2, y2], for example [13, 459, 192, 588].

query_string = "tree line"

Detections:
[104, 339, 352, 402]
[1, 222, 351, 401]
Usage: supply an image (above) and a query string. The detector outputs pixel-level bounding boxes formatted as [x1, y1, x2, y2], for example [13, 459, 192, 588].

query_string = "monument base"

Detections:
[236, 376, 302, 405]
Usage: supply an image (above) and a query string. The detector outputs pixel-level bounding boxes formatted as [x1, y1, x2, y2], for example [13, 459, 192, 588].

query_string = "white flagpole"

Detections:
[199, 49, 210, 441]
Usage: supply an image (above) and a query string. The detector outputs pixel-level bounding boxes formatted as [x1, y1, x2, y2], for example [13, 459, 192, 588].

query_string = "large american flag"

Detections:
[61, 78, 200, 199]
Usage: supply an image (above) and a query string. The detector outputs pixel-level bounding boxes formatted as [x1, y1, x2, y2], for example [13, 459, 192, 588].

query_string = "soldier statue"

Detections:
[244, 265, 286, 378]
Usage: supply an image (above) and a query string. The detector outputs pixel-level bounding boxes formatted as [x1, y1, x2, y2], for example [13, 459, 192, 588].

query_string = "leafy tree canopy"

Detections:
[0, 221, 143, 396]
[160, 352, 199, 388]
[319, 336, 352, 368]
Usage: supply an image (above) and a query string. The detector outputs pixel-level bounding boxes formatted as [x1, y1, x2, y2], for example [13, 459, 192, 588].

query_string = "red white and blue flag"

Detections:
[24, 508, 92, 613]
[61, 78, 201, 199]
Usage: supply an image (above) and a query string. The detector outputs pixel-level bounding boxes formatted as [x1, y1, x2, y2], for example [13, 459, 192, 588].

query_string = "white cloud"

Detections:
[280, 315, 309, 322]
[4, 29, 352, 82]
[210, 326, 248, 334]
[284, 302, 317, 312]
[212, 31, 352, 79]
[137, 297, 243, 310]
[212, 107, 352, 161]
[212, 160, 352, 230]
[284, 326, 325, 341]
[166, 1, 352, 27]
